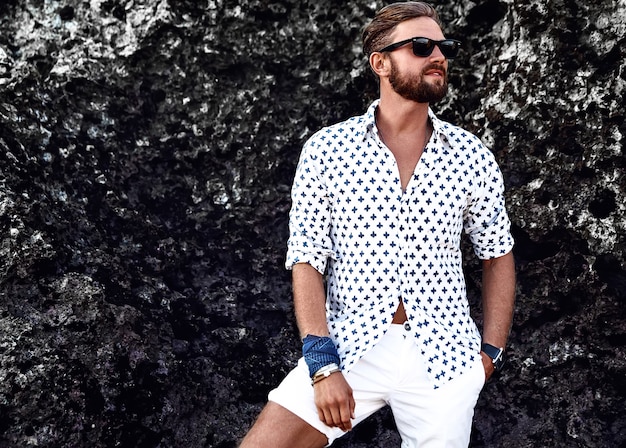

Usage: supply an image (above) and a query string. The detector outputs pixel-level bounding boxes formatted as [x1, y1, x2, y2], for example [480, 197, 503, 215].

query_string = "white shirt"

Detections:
[286, 100, 514, 388]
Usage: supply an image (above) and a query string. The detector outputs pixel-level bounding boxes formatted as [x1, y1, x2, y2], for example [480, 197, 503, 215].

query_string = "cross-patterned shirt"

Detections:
[286, 100, 514, 388]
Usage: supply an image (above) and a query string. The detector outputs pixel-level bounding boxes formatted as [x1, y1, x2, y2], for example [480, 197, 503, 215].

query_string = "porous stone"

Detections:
[0, 0, 624, 446]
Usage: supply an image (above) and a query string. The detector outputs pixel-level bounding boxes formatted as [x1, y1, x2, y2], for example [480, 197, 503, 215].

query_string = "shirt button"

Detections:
[404, 322, 411, 331]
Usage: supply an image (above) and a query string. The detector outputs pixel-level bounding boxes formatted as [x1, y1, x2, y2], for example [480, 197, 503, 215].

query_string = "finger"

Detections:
[329, 406, 343, 428]
[349, 394, 356, 419]
[319, 406, 332, 427]
[338, 401, 353, 431]
[339, 417, 352, 431]
[316, 398, 336, 427]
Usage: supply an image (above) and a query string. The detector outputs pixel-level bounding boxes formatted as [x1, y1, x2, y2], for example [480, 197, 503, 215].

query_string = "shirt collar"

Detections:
[362, 99, 448, 142]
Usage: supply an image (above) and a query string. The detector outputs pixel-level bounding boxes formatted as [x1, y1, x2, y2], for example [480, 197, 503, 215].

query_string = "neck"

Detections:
[376, 94, 431, 138]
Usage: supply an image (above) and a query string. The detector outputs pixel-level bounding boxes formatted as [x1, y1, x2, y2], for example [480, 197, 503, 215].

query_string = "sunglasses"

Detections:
[378, 37, 462, 59]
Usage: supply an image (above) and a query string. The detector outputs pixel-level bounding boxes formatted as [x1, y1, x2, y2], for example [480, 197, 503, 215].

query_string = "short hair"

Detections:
[362, 2, 443, 57]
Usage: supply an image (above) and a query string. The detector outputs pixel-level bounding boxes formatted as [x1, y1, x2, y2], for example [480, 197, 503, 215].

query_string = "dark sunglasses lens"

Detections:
[440, 40, 460, 58]
[412, 38, 434, 56]
[412, 38, 460, 58]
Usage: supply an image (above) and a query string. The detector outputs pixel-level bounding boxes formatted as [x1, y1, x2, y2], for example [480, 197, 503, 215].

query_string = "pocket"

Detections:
[475, 354, 487, 389]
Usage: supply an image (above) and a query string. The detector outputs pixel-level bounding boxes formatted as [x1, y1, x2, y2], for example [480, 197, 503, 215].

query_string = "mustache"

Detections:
[422, 63, 447, 76]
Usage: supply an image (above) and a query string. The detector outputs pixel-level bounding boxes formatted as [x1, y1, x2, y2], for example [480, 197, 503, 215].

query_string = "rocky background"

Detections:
[0, 0, 624, 446]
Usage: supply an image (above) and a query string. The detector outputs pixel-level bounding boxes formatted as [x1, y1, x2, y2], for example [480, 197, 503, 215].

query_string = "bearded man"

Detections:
[240, 2, 516, 447]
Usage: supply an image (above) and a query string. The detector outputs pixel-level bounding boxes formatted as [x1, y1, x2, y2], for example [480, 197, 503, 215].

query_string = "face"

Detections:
[384, 17, 450, 103]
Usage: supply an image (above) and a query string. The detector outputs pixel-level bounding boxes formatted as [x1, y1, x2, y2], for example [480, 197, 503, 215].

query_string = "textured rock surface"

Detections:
[0, 0, 624, 447]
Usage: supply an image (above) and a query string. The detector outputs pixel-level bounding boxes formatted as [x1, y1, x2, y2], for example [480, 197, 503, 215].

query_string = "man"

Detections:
[240, 2, 515, 447]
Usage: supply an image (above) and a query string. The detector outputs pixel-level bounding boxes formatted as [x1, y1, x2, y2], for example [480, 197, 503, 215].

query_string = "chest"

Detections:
[383, 135, 428, 191]
[322, 141, 476, 225]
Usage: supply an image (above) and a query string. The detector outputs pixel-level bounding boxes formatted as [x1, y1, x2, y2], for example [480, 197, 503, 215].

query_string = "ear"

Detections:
[369, 52, 390, 78]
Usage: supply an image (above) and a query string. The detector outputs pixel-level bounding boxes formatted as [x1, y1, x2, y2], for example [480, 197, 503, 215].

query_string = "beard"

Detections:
[389, 60, 448, 103]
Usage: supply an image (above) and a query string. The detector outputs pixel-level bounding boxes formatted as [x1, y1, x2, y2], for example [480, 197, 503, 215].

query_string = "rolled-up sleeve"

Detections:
[464, 147, 514, 260]
[285, 135, 336, 274]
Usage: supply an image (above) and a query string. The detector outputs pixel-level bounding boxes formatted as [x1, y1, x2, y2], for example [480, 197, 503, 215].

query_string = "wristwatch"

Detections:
[481, 343, 506, 371]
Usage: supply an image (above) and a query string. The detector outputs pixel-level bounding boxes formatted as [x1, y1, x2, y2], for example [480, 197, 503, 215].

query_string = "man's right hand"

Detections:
[313, 372, 355, 432]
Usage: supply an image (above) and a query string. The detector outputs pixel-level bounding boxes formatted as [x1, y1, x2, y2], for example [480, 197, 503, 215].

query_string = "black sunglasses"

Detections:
[378, 37, 462, 59]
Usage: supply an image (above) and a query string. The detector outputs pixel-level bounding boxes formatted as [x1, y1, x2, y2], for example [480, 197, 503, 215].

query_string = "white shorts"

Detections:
[268, 323, 485, 447]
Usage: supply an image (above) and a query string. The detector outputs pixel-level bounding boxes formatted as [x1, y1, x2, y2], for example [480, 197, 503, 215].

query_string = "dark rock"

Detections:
[0, 0, 624, 446]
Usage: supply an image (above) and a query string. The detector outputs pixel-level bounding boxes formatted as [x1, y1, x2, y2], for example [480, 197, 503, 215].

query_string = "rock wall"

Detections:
[0, 0, 624, 446]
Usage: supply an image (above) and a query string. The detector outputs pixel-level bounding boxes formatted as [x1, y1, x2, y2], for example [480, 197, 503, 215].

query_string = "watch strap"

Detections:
[481, 343, 506, 370]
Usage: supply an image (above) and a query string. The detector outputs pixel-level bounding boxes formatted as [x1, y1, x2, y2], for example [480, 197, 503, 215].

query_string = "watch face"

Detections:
[494, 353, 506, 371]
